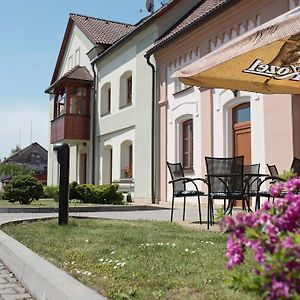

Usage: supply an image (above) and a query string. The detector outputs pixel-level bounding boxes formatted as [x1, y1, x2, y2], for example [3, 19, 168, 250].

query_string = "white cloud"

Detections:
[0, 102, 49, 160]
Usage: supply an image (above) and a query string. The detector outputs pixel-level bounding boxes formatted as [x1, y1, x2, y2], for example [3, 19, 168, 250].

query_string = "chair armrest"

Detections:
[169, 177, 207, 184]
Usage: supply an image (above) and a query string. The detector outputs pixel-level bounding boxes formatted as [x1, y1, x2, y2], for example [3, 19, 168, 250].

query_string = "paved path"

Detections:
[0, 261, 33, 300]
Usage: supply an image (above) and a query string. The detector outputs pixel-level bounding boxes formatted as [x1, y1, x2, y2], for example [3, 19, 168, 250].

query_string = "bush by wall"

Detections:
[3, 174, 44, 205]
[75, 184, 123, 205]
[69, 181, 81, 200]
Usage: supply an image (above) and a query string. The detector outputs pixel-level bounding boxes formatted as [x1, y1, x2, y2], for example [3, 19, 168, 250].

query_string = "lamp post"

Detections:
[53, 143, 69, 225]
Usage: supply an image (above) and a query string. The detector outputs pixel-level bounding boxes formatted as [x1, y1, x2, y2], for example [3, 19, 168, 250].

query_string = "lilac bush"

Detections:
[220, 177, 300, 300]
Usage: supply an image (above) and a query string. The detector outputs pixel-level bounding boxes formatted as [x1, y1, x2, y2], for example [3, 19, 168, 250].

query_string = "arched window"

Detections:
[120, 71, 133, 108]
[101, 82, 111, 116]
[182, 119, 193, 170]
[120, 140, 133, 178]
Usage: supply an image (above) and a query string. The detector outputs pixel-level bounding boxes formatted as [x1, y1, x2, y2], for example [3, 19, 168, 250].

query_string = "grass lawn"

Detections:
[2, 219, 258, 300]
[0, 199, 109, 208]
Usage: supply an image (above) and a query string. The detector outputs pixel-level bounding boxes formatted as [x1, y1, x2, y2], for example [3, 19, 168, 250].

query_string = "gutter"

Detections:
[91, 63, 97, 184]
[145, 54, 156, 204]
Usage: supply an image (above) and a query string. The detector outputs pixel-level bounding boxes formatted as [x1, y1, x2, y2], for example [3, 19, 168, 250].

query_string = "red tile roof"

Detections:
[45, 66, 93, 93]
[70, 14, 136, 45]
[149, 0, 235, 54]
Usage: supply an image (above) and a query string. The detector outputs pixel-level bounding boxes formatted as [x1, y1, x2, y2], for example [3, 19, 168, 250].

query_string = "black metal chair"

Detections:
[205, 156, 244, 229]
[166, 162, 206, 224]
[243, 163, 260, 211]
[267, 164, 279, 177]
[291, 157, 300, 176]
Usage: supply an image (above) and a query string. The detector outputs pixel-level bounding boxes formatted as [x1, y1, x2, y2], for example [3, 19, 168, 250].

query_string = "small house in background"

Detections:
[4, 143, 48, 184]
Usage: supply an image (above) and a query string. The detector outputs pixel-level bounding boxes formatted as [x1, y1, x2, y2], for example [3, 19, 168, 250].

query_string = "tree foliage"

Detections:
[3, 174, 43, 204]
[0, 162, 31, 177]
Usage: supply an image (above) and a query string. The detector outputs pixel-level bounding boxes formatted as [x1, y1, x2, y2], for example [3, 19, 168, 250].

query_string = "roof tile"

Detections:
[70, 14, 136, 45]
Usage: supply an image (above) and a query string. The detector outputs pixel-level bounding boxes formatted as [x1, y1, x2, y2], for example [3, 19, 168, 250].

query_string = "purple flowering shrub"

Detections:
[220, 177, 300, 300]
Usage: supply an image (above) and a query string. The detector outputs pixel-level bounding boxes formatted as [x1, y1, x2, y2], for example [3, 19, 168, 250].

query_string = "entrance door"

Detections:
[232, 103, 251, 206]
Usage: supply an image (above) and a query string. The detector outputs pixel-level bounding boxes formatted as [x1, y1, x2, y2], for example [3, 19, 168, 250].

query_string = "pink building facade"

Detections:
[148, 0, 300, 203]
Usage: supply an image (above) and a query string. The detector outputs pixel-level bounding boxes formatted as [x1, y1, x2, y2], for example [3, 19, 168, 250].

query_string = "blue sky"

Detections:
[0, 0, 159, 160]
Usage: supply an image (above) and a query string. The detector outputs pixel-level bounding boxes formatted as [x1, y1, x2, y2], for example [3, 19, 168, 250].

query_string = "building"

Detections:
[46, 0, 200, 203]
[147, 0, 300, 203]
[3, 142, 48, 184]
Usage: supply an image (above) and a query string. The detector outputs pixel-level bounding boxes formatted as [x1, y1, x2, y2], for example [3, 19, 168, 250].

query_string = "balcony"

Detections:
[51, 114, 90, 144]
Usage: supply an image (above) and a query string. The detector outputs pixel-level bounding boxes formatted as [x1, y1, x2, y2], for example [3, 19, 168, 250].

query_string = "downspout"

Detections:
[91, 62, 97, 184]
[145, 54, 156, 204]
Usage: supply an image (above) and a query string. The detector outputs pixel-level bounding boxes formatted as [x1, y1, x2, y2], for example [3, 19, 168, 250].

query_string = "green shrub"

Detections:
[43, 185, 59, 201]
[3, 174, 44, 205]
[69, 181, 81, 200]
[0, 162, 31, 177]
[75, 184, 123, 204]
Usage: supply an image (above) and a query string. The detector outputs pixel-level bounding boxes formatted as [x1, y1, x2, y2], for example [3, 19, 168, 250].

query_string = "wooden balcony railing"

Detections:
[50, 114, 90, 144]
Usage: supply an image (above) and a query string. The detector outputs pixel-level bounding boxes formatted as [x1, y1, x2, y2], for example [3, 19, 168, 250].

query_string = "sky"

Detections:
[0, 0, 162, 160]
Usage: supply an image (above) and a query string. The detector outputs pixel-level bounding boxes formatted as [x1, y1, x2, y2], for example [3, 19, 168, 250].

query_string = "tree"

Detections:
[10, 145, 21, 155]
[0, 162, 31, 177]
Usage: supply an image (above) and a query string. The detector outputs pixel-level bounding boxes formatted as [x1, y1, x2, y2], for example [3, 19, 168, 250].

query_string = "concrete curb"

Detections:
[0, 230, 106, 300]
[0, 204, 170, 213]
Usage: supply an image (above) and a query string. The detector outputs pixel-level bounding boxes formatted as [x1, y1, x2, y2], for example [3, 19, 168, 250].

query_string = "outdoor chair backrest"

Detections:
[244, 163, 260, 193]
[291, 157, 300, 176]
[166, 162, 185, 193]
[205, 156, 244, 194]
[267, 164, 279, 177]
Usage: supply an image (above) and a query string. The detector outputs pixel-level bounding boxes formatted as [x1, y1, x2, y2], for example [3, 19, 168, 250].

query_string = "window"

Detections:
[69, 87, 88, 115]
[100, 83, 111, 116]
[182, 119, 193, 170]
[68, 55, 73, 70]
[127, 76, 132, 104]
[75, 48, 80, 65]
[57, 92, 66, 116]
[120, 140, 133, 178]
[119, 71, 133, 108]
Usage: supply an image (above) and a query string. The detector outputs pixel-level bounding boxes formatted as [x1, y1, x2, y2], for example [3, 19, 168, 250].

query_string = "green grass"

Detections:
[0, 199, 111, 208]
[2, 219, 259, 300]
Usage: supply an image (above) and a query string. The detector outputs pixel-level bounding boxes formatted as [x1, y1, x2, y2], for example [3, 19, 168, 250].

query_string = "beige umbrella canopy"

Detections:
[173, 7, 300, 94]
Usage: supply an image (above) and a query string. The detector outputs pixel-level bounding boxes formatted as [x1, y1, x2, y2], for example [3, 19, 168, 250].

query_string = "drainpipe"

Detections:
[91, 63, 97, 184]
[145, 54, 156, 204]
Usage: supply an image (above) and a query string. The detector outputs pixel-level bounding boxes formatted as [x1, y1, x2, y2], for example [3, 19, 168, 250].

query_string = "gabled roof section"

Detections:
[50, 13, 136, 85]
[91, 0, 182, 64]
[45, 66, 93, 94]
[70, 14, 136, 45]
[147, 0, 238, 55]
[4, 143, 48, 165]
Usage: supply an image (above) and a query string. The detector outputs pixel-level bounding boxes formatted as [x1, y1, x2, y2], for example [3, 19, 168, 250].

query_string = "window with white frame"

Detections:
[182, 119, 193, 170]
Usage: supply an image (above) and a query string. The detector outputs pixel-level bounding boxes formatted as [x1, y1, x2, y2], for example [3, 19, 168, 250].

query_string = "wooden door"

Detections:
[233, 103, 251, 206]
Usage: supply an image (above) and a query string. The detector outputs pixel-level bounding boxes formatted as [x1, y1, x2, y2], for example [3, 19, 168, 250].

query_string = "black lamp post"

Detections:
[53, 143, 70, 225]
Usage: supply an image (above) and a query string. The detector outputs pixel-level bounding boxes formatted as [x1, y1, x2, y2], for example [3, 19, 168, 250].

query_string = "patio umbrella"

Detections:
[173, 7, 300, 94]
